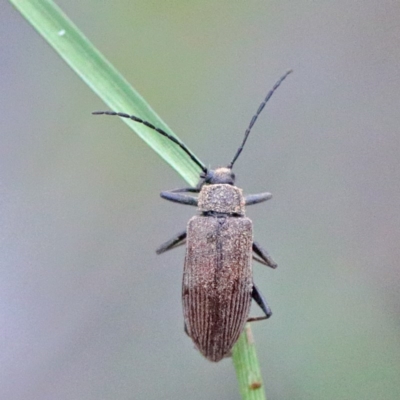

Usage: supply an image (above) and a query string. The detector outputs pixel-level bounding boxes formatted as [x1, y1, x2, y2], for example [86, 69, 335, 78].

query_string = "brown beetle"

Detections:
[93, 70, 292, 362]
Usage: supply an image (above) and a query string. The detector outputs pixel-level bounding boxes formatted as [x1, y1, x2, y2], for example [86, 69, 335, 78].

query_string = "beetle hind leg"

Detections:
[156, 230, 187, 254]
[184, 322, 190, 337]
[247, 283, 272, 322]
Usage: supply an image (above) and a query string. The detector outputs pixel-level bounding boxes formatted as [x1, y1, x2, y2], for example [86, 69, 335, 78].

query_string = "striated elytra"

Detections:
[93, 70, 292, 361]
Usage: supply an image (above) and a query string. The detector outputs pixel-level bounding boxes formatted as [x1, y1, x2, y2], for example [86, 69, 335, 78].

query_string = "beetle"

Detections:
[93, 70, 292, 362]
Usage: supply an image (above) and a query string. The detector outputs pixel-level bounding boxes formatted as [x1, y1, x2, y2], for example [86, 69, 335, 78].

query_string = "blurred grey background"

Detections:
[1, 1, 400, 399]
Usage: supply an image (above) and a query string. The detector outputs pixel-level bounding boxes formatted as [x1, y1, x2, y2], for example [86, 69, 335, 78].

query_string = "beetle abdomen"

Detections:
[183, 216, 253, 362]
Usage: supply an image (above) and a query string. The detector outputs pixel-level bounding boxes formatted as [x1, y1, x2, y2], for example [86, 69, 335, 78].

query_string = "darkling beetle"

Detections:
[93, 70, 292, 362]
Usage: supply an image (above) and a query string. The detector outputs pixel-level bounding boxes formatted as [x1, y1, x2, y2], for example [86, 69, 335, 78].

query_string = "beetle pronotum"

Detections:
[93, 70, 292, 362]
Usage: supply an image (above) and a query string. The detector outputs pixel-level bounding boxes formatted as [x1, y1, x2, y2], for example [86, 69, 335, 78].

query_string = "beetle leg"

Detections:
[245, 192, 272, 206]
[247, 283, 272, 322]
[184, 322, 190, 337]
[156, 230, 187, 254]
[252, 255, 270, 266]
[169, 187, 200, 193]
[253, 241, 278, 269]
[160, 190, 198, 206]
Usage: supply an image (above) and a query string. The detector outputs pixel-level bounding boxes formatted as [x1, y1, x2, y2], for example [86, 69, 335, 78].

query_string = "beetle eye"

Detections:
[203, 171, 214, 183]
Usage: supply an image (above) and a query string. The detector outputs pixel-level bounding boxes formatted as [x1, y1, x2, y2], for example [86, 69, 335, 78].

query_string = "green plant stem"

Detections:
[10, 1, 267, 398]
[232, 325, 267, 400]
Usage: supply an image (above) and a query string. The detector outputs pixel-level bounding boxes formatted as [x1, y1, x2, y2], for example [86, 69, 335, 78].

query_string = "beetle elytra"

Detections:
[93, 70, 292, 362]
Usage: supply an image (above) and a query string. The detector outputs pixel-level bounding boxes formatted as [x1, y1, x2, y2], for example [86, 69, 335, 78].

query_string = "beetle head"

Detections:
[200, 167, 235, 185]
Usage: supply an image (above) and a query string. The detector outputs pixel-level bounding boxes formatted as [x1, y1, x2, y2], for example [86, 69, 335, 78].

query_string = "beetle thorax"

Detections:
[198, 184, 245, 216]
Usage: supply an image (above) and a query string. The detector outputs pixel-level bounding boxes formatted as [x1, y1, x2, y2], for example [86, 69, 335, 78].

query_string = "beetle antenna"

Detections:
[228, 69, 293, 169]
[92, 111, 207, 173]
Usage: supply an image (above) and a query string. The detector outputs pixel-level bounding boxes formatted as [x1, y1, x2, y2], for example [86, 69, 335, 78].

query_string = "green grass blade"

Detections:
[9, 0, 203, 187]
[232, 325, 267, 400]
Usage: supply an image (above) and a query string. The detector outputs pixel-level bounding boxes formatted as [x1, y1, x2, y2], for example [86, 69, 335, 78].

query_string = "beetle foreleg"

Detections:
[247, 283, 272, 322]
[253, 241, 278, 269]
[169, 187, 200, 193]
[156, 230, 187, 254]
[245, 192, 272, 206]
[160, 190, 198, 206]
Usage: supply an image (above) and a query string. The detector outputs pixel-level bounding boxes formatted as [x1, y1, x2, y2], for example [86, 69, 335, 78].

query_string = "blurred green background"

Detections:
[2, 1, 400, 399]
